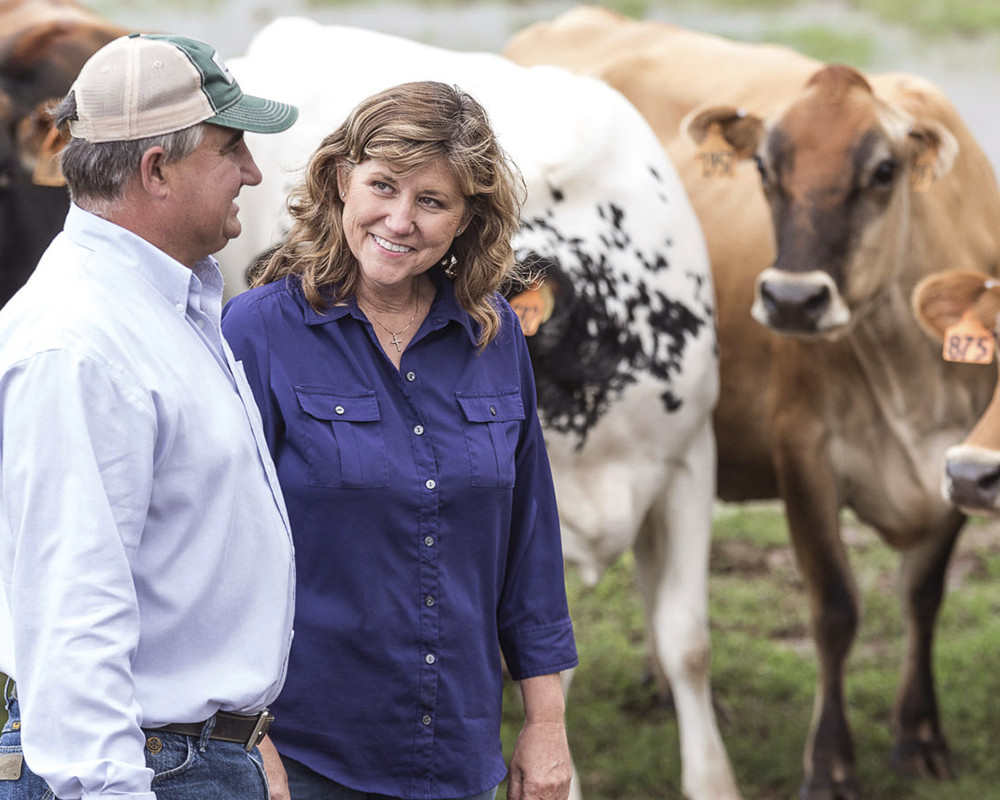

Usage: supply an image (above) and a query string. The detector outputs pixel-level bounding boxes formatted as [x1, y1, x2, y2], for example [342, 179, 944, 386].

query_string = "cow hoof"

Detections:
[799, 776, 861, 800]
[890, 738, 954, 780]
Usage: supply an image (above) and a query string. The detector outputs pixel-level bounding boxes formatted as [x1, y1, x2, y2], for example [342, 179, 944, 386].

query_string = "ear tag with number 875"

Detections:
[942, 309, 995, 364]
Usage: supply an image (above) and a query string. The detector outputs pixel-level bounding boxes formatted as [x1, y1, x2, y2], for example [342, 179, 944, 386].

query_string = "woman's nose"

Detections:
[384, 201, 416, 233]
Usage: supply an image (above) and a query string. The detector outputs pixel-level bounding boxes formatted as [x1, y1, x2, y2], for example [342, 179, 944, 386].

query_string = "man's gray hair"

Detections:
[54, 91, 205, 212]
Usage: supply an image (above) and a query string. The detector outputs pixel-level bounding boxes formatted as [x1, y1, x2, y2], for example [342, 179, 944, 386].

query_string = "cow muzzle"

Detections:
[943, 445, 1000, 515]
[751, 268, 850, 336]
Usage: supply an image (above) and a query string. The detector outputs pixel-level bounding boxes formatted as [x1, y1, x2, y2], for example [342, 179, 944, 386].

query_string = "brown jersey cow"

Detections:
[913, 271, 1000, 514]
[506, 6, 1000, 799]
[0, 0, 125, 306]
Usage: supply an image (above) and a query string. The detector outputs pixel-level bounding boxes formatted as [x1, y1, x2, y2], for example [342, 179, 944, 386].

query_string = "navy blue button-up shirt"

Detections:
[222, 267, 577, 799]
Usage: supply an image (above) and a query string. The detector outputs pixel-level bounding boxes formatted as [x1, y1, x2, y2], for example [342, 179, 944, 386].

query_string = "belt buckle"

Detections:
[244, 710, 274, 752]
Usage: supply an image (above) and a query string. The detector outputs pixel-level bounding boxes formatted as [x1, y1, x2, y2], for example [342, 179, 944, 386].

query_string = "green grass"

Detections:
[7, 501, 1000, 798]
[499, 503, 1000, 799]
[854, 0, 1000, 37]
[759, 26, 876, 66]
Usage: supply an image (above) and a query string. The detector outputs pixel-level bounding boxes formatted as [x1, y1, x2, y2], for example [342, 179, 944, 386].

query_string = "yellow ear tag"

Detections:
[910, 149, 938, 193]
[942, 309, 995, 364]
[695, 122, 737, 179]
[509, 281, 555, 337]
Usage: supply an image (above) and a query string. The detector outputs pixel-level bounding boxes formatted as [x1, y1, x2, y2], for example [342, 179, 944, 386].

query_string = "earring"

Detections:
[340, 192, 345, 198]
[456, 227, 463, 234]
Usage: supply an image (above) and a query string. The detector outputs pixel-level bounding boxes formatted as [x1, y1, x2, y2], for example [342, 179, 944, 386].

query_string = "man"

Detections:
[0, 33, 298, 799]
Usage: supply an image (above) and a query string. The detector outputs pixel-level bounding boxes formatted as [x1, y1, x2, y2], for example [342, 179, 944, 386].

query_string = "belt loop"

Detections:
[198, 715, 217, 753]
[2, 678, 14, 712]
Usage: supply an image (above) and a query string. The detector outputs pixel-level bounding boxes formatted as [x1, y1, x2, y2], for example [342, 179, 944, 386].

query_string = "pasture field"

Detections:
[500, 503, 1000, 799]
[2, 509, 998, 797]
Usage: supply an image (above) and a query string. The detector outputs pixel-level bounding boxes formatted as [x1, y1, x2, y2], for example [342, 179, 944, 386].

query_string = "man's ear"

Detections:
[138, 146, 169, 197]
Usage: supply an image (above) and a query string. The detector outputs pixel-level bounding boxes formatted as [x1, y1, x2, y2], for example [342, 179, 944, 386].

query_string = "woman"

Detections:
[222, 81, 578, 800]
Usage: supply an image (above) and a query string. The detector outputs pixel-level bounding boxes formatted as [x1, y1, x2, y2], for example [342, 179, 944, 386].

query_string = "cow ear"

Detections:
[682, 105, 764, 179]
[912, 270, 1000, 342]
[682, 105, 764, 157]
[905, 120, 959, 192]
[17, 99, 69, 187]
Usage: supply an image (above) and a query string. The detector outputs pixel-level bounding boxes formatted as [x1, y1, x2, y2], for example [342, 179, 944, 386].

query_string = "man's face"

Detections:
[164, 124, 262, 266]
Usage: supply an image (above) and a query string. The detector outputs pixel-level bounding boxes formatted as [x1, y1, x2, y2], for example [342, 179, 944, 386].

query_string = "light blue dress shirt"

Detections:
[0, 205, 295, 800]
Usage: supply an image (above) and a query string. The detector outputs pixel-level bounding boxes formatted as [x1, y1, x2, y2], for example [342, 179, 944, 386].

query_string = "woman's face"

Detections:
[339, 156, 471, 293]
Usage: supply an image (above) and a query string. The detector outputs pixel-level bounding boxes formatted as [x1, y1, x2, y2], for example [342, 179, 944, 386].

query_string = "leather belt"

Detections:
[152, 709, 274, 752]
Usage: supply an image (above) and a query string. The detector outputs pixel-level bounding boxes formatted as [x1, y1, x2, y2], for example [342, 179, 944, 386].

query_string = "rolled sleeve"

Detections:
[497, 323, 578, 681]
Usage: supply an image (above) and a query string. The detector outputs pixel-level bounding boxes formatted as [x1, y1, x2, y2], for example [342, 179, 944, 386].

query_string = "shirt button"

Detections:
[414, 424, 425, 435]
[490, 406, 497, 416]
[175, 302, 185, 313]
[425, 653, 436, 664]
[425, 595, 435, 607]
[334, 405, 345, 415]
[425, 479, 436, 490]
[421, 714, 432, 726]
[196, 319, 205, 329]
[406, 371, 416, 382]
[424, 536, 435, 547]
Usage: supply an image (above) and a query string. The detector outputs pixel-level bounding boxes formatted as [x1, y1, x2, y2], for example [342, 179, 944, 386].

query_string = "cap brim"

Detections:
[208, 94, 299, 134]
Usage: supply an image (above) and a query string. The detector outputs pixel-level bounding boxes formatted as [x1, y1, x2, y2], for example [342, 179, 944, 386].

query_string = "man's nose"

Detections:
[239, 143, 263, 186]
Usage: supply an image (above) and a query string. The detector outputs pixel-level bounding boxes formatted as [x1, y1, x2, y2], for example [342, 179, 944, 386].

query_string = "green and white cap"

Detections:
[68, 33, 298, 143]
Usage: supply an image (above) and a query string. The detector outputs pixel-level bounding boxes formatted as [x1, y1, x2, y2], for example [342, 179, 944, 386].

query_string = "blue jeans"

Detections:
[282, 754, 499, 800]
[0, 697, 268, 799]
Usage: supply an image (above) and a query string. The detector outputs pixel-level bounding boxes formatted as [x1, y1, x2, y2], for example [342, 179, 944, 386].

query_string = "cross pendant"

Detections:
[390, 333, 404, 352]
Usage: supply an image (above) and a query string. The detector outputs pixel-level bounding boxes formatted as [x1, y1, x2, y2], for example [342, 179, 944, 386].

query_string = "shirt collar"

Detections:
[64, 204, 224, 316]
[297, 265, 481, 346]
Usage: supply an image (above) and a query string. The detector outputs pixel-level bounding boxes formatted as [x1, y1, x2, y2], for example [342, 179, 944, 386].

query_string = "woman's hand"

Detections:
[258, 735, 291, 800]
[507, 674, 572, 800]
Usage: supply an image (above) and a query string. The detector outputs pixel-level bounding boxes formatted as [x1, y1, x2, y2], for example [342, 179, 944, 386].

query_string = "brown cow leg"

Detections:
[890, 514, 963, 781]
[775, 444, 861, 800]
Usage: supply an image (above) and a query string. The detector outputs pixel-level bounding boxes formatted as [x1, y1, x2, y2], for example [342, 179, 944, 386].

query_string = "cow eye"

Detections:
[872, 159, 896, 187]
[754, 154, 768, 183]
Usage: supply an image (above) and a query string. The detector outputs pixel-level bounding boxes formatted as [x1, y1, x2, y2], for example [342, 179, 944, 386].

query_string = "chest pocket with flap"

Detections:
[295, 387, 388, 488]
[455, 389, 525, 488]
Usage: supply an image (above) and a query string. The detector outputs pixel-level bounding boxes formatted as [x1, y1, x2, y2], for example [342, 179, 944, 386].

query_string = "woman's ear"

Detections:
[335, 159, 348, 199]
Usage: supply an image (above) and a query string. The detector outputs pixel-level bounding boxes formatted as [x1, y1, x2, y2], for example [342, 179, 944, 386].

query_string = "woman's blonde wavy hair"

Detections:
[254, 80, 527, 348]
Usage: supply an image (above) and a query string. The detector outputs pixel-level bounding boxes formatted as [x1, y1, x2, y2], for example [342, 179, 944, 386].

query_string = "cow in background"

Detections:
[220, 16, 739, 800]
[913, 271, 1000, 514]
[505, 6, 1000, 799]
[0, 0, 124, 305]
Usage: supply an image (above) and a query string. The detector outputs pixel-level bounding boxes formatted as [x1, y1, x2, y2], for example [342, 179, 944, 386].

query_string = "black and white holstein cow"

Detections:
[219, 17, 737, 800]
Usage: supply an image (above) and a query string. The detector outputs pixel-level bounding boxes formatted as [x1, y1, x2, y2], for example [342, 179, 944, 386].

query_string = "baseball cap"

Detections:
[68, 33, 298, 143]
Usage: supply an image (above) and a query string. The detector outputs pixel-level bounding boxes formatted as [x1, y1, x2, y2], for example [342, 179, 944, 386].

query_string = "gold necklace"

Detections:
[364, 282, 420, 353]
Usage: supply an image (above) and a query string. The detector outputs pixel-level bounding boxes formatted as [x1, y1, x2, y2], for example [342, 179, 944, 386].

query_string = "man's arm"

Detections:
[0, 351, 156, 799]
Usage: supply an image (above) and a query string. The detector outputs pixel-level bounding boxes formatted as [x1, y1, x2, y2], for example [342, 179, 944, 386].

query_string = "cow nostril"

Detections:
[760, 283, 780, 317]
[946, 459, 1000, 507]
[759, 278, 832, 328]
[803, 285, 831, 319]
